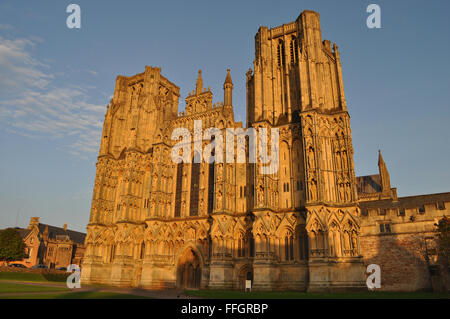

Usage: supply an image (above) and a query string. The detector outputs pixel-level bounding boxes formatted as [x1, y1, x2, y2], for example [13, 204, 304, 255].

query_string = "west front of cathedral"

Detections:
[81, 10, 450, 292]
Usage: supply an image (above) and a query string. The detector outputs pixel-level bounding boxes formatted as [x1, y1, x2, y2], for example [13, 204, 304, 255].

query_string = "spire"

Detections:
[378, 150, 391, 193]
[223, 68, 233, 107]
[224, 68, 233, 87]
[196, 69, 203, 95]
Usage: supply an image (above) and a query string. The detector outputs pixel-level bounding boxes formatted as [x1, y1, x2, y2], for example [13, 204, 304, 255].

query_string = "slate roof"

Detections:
[37, 224, 86, 245]
[356, 174, 382, 194]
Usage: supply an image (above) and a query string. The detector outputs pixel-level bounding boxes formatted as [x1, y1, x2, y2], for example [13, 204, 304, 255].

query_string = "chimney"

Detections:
[63, 223, 67, 231]
[28, 217, 40, 229]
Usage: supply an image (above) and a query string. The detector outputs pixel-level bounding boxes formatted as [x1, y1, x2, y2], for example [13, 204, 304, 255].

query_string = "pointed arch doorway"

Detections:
[177, 247, 201, 289]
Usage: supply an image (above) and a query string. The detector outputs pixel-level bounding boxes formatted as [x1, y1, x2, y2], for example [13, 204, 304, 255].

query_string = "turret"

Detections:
[223, 68, 233, 107]
[196, 70, 203, 95]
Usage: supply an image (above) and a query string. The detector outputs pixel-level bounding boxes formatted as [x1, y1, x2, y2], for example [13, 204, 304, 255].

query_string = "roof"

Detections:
[224, 69, 233, 86]
[360, 192, 450, 210]
[356, 174, 382, 194]
[37, 224, 86, 245]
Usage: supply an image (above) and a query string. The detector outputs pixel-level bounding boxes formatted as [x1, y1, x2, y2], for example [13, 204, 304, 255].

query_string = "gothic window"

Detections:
[207, 162, 215, 214]
[286, 182, 289, 192]
[290, 36, 298, 64]
[284, 232, 294, 261]
[140, 242, 145, 259]
[174, 163, 183, 217]
[277, 40, 285, 67]
[190, 156, 200, 216]
[110, 245, 115, 262]
[237, 236, 245, 257]
[298, 232, 308, 260]
[249, 237, 255, 257]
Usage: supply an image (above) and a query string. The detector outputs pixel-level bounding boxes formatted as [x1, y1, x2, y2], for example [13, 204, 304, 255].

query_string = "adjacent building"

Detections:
[1, 217, 86, 269]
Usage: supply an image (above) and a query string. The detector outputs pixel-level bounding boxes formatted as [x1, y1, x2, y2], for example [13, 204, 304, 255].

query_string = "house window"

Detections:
[399, 208, 405, 216]
[361, 209, 368, 217]
[438, 201, 445, 210]
[379, 223, 391, 233]
[418, 206, 425, 214]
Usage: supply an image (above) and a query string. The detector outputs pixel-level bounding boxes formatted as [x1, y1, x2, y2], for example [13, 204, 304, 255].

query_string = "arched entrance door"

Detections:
[177, 248, 201, 289]
[238, 265, 253, 290]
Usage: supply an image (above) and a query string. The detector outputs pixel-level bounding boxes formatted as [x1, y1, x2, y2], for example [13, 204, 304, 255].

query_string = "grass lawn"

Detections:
[0, 272, 68, 283]
[184, 290, 450, 299]
[0, 291, 150, 299]
[0, 282, 69, 294]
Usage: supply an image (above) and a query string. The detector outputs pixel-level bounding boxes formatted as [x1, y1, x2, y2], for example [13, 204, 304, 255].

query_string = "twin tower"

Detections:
[81, 10, 366, 292]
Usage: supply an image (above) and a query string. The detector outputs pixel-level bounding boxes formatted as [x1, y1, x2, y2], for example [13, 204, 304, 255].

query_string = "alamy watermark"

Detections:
[66, 264, 81, 289]
[366, 264, 381, 289]
[366, 4, 381, 29]
[66, 4, 81, 29]
[171, 120, 279, 175]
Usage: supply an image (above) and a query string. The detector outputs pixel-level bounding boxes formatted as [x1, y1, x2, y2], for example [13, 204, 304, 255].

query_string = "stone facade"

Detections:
[81, 10, 449, 292]
[358, 153, 450, 291]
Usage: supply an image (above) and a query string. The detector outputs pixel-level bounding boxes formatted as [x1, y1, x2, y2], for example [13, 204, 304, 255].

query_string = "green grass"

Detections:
[0, 272, 68, 283]
[0, 282, 68, 294]
[184, 290, 450, 299]
[0, 291, 150, 299]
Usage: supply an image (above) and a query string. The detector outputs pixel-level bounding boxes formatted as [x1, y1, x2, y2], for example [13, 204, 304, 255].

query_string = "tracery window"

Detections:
[174, 163, 184, 217]
[277, 40, 285, 67]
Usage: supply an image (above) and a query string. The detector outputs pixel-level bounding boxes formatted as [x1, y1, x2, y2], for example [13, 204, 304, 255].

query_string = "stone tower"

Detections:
[81, 10, 366, 292]
[246, 10, 365, 291]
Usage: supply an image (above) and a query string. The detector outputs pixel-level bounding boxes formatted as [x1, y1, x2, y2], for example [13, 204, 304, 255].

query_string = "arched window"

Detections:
[290, 36, 298, 64]
[207, 163, 215, 214]
[277, 40, 285, 67]
[284, 231, 294, 261]
[189, 154, 200, 216]
[174, 163, 183, 217]
[140, 242, 145, 259]
[298, 232, 308, 260]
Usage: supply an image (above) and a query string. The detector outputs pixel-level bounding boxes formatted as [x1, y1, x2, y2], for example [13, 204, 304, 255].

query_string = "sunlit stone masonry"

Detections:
[81, 10, 450, 292]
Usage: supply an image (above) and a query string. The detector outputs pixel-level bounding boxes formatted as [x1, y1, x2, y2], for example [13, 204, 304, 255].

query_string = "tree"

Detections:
[436, 216, 450, 264]
[0, 228, 28, 263]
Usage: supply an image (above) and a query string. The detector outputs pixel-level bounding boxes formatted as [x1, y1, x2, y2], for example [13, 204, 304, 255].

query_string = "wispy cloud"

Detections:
[0, 24, 14, 31]
[0, 36, 104, 159]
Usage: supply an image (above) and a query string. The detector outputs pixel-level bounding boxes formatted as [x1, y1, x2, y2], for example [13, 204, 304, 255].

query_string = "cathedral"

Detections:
[81, 10, 450, 292]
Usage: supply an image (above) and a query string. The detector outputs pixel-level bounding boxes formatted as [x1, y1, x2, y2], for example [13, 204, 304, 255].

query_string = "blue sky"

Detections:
[0, 0, 449, 232]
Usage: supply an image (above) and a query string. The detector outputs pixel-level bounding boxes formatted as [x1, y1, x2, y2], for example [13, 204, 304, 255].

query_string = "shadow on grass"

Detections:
[0, 271, 68, 283]
[184, 290, 450, 299]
